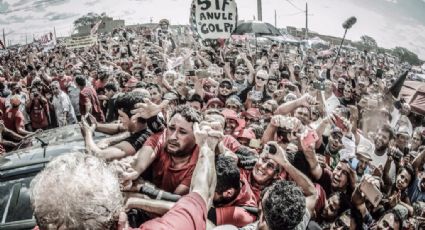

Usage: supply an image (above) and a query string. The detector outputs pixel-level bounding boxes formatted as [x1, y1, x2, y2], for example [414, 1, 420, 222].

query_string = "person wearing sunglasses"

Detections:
[217, 79, 235, 104]
[238, 70, 271, 105]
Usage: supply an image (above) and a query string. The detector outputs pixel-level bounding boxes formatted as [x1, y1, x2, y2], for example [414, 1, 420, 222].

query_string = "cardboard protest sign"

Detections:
[66, 36, 97, 49]
[190, 0, 238, 40]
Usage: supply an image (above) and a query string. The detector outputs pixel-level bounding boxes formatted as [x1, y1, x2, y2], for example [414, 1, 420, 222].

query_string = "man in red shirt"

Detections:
[75, 75, 105, 122]
[209, 155, 257, 227]
[3, 95, 33, 136]
[124, 105, 203, 195]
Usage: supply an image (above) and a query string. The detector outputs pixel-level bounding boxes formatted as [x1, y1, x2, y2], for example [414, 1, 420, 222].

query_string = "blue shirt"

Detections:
[408, 177, 425, 203]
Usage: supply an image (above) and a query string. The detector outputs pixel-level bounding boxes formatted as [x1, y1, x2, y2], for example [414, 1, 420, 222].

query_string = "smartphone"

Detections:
[360, 181, 383, 207]
[302, 129, 319, 147]
[195, 69, 210, 79]
[376, 69, 383, 79]
[251, 91, 263, 101]
[313, 81, 325, 91]
[249, 139, 262, 149]
[186, 70, 196, 76]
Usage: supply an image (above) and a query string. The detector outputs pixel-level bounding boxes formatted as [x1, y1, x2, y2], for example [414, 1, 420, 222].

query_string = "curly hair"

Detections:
[170, 104, 203, 124]
[215, 155, 240, 193]
[30, 152, 123, 229]
[261, 180, 306, 230]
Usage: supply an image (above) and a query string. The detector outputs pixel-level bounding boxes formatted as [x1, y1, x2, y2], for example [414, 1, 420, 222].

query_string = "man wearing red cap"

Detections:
[3, 95, 33, 136]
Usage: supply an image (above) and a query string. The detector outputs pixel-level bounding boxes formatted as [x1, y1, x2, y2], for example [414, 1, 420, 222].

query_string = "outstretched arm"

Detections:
[267, 142, 318, 214]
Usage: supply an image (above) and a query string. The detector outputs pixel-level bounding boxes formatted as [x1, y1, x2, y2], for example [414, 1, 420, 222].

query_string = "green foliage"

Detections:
[360, 35, 378, 51]
[391, 46, 422, 65]
[73, 12, 109, 29]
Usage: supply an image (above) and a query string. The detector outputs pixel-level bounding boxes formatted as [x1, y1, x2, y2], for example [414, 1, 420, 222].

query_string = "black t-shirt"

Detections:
[124, 129, 153, 151]
[123, 115, 166, 151]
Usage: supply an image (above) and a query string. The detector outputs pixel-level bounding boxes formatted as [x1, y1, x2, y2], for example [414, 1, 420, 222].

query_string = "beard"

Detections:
[213, 192, 238, 207]
[165, 141, 193, 158]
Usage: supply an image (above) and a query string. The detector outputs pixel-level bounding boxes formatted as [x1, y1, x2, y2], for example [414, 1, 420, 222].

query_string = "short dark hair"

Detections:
[380, 124, 395, 140]
[332, 192, 351, 217]
[398, 164, 415, 188]
[104, 83, 118, 92]
[268, 76, 279, 83]
[261, 180, 306, 230]
[188, 94, 204, 109]
[115, 91, 146, 122]
[146, 83, 162, 93]
[215, 155, 240, 193]
[170, 105, 202, 124]
[75, 75, 86, 87]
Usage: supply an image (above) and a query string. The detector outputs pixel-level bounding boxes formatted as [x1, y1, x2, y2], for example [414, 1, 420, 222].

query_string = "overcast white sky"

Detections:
[0, 0, 424, 59]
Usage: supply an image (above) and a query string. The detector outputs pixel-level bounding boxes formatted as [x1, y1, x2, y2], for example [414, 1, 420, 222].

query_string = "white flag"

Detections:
[90, 20, 102, 35]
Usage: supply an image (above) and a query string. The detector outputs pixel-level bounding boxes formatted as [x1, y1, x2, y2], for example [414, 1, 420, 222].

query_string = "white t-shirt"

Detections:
[370, 150, 396, 181]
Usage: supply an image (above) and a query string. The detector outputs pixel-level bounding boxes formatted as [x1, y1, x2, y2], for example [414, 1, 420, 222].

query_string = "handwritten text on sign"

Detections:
[194, 0, 237, 39]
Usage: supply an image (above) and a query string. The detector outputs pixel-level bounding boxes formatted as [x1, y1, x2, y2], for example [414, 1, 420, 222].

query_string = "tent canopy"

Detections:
[400, 81, 425, 115]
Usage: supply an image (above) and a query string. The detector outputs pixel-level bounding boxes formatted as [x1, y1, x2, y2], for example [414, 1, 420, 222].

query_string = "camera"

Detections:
[264, 144, 277, 155]
[388, 148, 403, 162]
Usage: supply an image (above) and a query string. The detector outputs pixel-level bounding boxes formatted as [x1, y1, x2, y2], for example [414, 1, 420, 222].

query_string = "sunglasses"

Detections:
[256, 76, 267, 81]
[260, 107, 272, 114]
[235, 71, 246, 75]
[219, 84, 232, 90]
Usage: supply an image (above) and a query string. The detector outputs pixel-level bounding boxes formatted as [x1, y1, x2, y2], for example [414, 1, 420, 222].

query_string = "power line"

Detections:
[285, 0, 305, 13]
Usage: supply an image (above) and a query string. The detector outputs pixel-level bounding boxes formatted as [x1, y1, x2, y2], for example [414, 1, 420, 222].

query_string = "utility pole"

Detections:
[53, 26, 57, 40]
[25, 34, 28, 44]
[2, 28, 5, 48]
[274, 10, 277, 27]
[257, 0, 262, 21]
[305, 1, 308, 40]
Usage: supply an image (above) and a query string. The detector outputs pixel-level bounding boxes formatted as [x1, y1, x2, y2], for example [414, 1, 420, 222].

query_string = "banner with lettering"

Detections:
[190, 0, 238, 40]
[66, 36, 97, 49]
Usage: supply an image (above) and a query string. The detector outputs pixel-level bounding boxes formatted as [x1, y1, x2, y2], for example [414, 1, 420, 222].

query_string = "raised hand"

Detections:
[265, 141, 289, 166]
[131, 98, 163, 119]
[194, 122, 223, 151]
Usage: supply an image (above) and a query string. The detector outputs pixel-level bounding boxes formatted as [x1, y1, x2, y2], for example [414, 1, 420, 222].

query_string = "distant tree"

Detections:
[73, 12, 110, 29]
[359, 35, 378, 52]
[391, 46, 422, 65]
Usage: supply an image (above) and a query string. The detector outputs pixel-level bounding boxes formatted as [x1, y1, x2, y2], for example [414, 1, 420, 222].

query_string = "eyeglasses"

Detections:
[219, 84, 232, 90]
[260, 107, 272, 114]
[246, 117, 259, 123]
[256, 76, 267, 81]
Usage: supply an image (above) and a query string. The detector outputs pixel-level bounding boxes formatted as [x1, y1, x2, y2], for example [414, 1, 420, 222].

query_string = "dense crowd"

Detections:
[2, 19, 425, 230]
